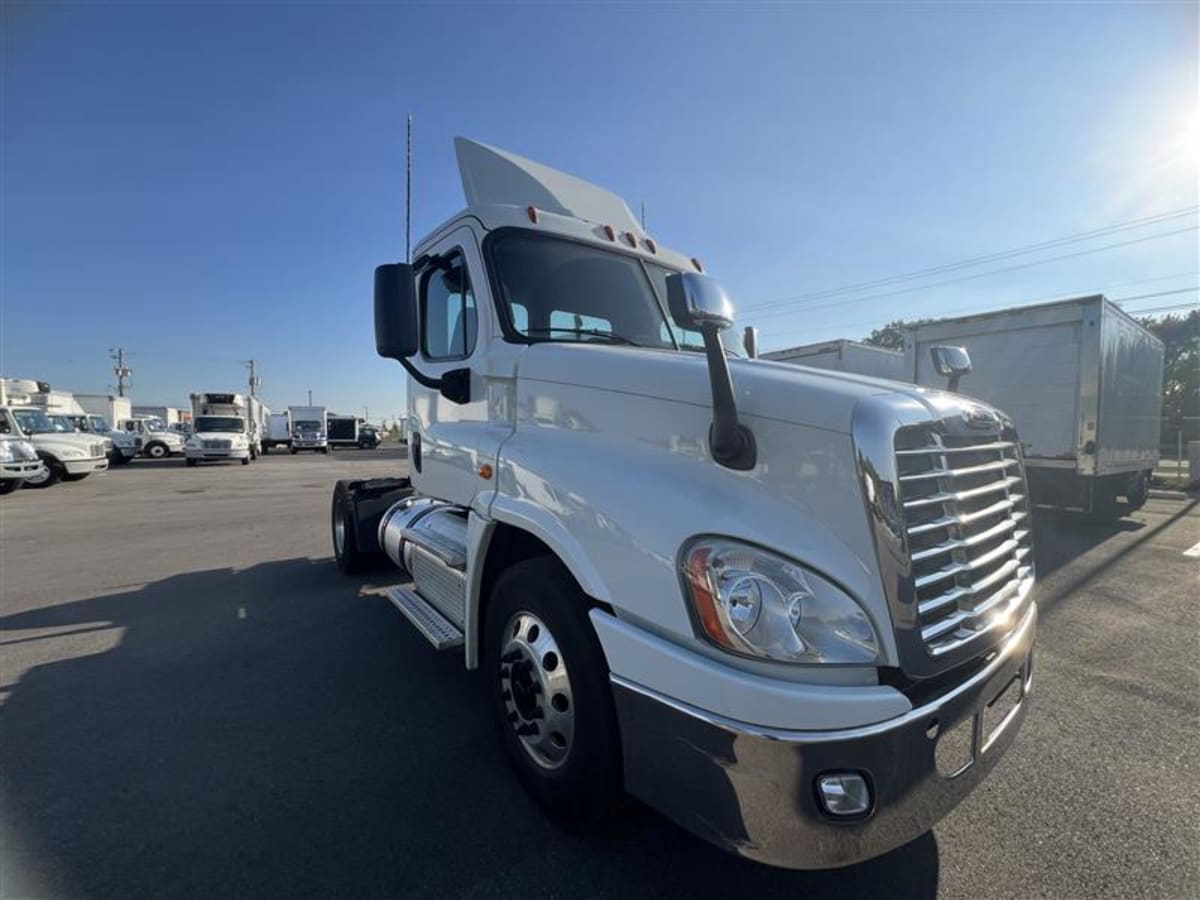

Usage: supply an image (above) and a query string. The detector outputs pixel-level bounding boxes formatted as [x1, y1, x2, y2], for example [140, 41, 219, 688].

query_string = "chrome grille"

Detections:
[895, 426, 1034, 657]
[202, 439, 232, 450]
[90, 443, 105, 458]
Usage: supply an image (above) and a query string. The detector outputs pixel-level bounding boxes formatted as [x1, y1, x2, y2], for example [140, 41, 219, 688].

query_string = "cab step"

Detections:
[386, 586, 464, 650]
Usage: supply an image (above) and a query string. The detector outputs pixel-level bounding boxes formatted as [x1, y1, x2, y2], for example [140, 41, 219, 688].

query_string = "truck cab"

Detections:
[332, 139, 1038, 869]
[0, 405, 108, 488]
[118, 416, 185, 459]
[288, 406, 328, 453]
[186, 393, 253, 466]
[69, 413, 139, 465]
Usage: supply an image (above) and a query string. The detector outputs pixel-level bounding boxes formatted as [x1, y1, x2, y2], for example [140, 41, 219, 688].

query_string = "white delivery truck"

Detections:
[765, 339, 907, 380]
[904, 295, 1164, 519]
[329, 139, 1039, 870]
[74, 394, 140, 464]
[288, 405, 328, 453]
[262, 411, 292, 453]
[186, 393, 253, 466]
[116, 416, 186, 459]
[0, 378, 108, 487]
[132, 405, 185, 426]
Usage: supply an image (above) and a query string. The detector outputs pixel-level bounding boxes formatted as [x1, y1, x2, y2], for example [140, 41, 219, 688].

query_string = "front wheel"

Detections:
[110, 453, 132, 466]
[186, 458, 198, 467]
[24, 455, 64, 489]
[322, 447, 330, 455]
[145, 442, 168, 459]
[0, 479, 20, 495]
[485, 557, 622, 822]
[290, 447, 298, 455]
[240, 457, 250, 466]
[62, 472, 90, 482]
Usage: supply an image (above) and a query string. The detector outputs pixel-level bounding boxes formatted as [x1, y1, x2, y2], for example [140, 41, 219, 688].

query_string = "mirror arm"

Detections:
[701, 323, 756, 470]
[399, 358, 442, 390]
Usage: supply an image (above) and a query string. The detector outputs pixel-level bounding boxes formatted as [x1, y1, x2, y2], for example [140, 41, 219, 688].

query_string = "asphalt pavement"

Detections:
[1, 447, 1197, 899]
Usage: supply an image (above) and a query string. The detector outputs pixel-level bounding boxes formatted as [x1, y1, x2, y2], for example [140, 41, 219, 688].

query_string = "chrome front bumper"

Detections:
[63, 457, 109, 475]
[613, 602, 1036, 870]
[1, 459, 45, 481]
[292, 440, 326, 450]
[185, 448, 250, 460]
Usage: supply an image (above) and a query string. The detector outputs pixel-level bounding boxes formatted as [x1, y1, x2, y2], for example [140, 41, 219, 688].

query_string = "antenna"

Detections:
[244, 359, 261, 396]
[109, 348, 132, 397]
[641, 201, 646, 231]
[406, 112, 413, 264]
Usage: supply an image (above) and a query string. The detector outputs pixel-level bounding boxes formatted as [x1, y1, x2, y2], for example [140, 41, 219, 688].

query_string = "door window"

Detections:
[421, 253, 477, 360]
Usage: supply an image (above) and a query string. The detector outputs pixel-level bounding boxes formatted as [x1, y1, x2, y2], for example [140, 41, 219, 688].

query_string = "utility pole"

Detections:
[244, 360, 261, 396]
[109, 348, 132, 397]
[363, 405, 369, 422]
[307, 389, 313, 406]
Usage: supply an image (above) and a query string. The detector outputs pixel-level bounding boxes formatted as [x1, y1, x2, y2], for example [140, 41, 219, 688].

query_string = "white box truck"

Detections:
[764, 339, 906, 381]
[262, 411, 292, 453]
[904, 295, 1164, 518]
[288, 406, 328, 453]
[330, 139, 1039, 870]
[0, 378, 108, 487]
[186, 393, 254, 466]
[132, 405, 185, 426]
[326, 414, 360, 449]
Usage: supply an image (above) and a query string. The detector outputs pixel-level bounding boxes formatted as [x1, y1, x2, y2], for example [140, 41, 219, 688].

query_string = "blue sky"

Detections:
[3, 2, 1196, 421]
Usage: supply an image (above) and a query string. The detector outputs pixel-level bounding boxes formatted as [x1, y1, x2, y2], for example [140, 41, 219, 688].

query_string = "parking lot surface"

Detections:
[1, 448, 1197, 899]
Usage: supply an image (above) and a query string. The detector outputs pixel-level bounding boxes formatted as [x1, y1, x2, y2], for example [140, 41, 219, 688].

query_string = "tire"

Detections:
[25, 454, 64, 489]
[145, 442, 168, 459]
[1126, 470, 1150, 512]
[186, 458, 198, 467]
[261, 444, 270, 455]
[485, 556, 622, 823]
[331, 482, 369, 574]
[0, 479, 20, 495]
[62, 472, 90, 482]
[1088, 481, 1122, 522]
[322, 447, 330, 455]
[241, 457, 250, 466]
[110, 453, 132, 466]
[290, 447, 298, 455]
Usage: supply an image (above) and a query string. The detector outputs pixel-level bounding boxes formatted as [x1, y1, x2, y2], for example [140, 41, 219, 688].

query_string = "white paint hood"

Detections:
[454, 137, 641, 234]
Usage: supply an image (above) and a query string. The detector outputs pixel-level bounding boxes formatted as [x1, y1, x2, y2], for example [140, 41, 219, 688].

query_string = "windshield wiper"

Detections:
[523, 327, 642, 347]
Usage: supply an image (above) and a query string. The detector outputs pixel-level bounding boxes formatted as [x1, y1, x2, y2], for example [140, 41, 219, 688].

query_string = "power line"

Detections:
[746, 204, 1199, 312]
[1109, 287, 1200, 304]
[747, 225, 1199, 324]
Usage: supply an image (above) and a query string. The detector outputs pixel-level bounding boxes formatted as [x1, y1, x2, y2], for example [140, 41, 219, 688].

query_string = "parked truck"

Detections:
[262, 411, 292, 453]
[186, 393, 254, 466]
[0, 378, 109, 487]
[329, 139, 1038, 870]
[117, 416, 186, 459]
[288, 406, 328, 453]
[132, 405, 185, 426]
[75, 394, 140, 464]
[904, 295, 1164, 518]
[326, 414, 360, 449]
[764, 338, 907, 380]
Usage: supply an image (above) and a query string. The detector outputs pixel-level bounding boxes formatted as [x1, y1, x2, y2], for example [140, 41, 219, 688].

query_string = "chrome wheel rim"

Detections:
[25, 464, 49, 485]
[500, 611, 574, 770]
[334, 511, 346, 557]
[148, 444, 166, 458]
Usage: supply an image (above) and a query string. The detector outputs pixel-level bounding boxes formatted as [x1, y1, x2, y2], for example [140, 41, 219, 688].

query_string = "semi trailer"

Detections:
[186, 393, 253, 466]
[764, 338, 907, 380]
[904, 296, 1164, 518]
[331, 138, 1038, 870]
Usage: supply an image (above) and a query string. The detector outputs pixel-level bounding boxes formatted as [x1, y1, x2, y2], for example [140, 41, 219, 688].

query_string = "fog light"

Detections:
[816, 772, 872, 817]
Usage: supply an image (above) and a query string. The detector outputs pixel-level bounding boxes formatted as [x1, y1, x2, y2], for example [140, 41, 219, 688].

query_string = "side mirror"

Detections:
[930, 345, 972, 392]
[665, 272, 735, 332]
[374, 263, 418, 360]
[742, 326, 759, 359]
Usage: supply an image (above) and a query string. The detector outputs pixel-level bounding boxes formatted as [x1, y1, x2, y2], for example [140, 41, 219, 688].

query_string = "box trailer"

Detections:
[326, 414, 359, 449]
[763, 339, 906, 381]
[904, 295, 1164, 517]
[262, 411, 292, 453]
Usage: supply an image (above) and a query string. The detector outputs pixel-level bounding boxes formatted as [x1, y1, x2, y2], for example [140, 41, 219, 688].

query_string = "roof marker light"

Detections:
[527, 205, 538, 224]
[692, 257, 704, 272]
[645, 238, 657, 254]
[624, 232, 637, 248]
[603, 225, 616, 241]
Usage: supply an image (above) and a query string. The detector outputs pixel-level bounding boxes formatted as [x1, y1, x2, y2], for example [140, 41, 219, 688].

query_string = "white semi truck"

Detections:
[905, 296, 1165, 519]
[288, 405, 328, 453]
[186, 393, 254, 466]
[330, 139, 1038, 869]
[0, 378, 109, 487]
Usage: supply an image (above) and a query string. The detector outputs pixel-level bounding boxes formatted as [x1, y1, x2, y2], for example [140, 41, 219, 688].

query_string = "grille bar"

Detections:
[910, 514, 1026, 563]
[899, 458, 1019, 483]
[896, 441, 1016, 457]
[907, 497, 1024, 536]
[903, 477, 1022, 510]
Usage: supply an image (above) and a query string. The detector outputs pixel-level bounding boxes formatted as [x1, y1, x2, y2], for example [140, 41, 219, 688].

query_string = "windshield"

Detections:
[194, 416, 244, 433]
[143, 417, 168, 432]
[89, 416, 111, 432]
[48, 415, 75, 432]
[294, 420, 321, 430]
[11, 409, 56, 434]
[489, 232, 743, 356]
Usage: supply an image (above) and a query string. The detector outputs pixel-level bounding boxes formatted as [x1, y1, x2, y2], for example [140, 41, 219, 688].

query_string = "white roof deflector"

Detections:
[454, 137, 641, 234]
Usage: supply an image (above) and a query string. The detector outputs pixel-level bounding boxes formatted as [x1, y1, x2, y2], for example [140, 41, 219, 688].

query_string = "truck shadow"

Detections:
[0, 559, 937, 899]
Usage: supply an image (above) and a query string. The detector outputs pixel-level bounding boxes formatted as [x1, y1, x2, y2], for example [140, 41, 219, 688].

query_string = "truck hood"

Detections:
[515, 342, 948, 433]
[29, 433, 106, 455]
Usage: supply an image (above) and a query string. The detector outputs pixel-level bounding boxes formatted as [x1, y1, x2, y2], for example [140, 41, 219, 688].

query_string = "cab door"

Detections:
[409, 225, 504, 509]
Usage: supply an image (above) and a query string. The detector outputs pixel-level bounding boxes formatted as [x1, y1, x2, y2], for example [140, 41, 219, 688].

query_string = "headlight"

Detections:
[0, 442, 15, 462]
[681, 538, 880, 664]
[59, 448, 85, 459]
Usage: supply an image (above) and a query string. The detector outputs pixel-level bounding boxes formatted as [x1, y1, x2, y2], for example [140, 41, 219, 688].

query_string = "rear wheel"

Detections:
[1088, 480, 1122, 522]
[331, 482, 370, 574]
[1126, 470, 1150, 512]
[485, 557, 622, 823]
[25, 454, 63, 489]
